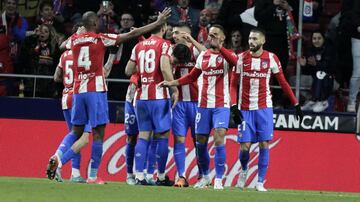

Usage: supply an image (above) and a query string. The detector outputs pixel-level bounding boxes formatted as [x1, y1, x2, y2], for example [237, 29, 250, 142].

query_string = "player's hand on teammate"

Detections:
[294, 104, 304, 123]
[209, 35, 222, 49]
[157, 7, 172, 24]
[171, 89, 179, 109]
[159, 80, 174, 88]
[179, 31, 193, 42]
[76, 26, 86, 34]
[231, 105, 243, 125]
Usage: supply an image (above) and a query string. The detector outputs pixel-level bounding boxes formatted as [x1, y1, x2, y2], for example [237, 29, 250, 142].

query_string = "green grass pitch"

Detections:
[0, 177, 359, 202]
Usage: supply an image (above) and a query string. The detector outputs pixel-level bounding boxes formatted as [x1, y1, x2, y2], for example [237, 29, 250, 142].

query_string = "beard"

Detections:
[249, 44, 262, 52]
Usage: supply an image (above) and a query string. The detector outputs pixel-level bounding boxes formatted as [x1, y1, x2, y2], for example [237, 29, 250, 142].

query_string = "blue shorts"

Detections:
[172, 101, 197, 137]
[63, 109, 91, 132]
[135, 99, 171, 134]
[195, 107, 230, 135]
[71, 92, 109, 127]
[125, 101, 138, 136]
[238, 108, 274, 143]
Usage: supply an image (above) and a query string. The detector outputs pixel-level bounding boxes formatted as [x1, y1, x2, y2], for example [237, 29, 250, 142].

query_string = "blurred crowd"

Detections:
[0, 0, 357, 112]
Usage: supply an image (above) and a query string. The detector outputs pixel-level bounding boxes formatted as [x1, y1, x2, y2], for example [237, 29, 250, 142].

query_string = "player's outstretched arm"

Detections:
[103, 46, 119, 77]
[53, 66, 63, 82]
[125, 60, 137, 76]
[116, 7, 171, 44]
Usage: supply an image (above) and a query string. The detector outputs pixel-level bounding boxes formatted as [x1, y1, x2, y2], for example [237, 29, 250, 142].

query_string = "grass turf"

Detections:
[0, 177, 359, 202]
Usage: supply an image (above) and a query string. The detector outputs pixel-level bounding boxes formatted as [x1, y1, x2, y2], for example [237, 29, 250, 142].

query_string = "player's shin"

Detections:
[71, 153, 81, 177]
[214, 145, 226, 179]
[146, 137, 157, 180]
[134, 138, 150, 180]
[55, 132, 79, 158]
[195, 141, 210, 175]
[88, 140, 103, 179]
[239, 150, 250, 170]
[156, 137, 169, 180]
[126, 142, 136, 175]
[174, 142, 186, 177]
[258, 148, 269, 183]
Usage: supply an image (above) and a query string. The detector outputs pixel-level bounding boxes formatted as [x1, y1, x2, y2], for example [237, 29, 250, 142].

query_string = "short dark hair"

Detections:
[39, 0, 53, 11]
[210, 24, 225, 35]
[173, 43, 191, 64]
[82, 11, 98, 29]
[311, 30, 325, 38]
[173, 22, 191, 30]
[250, 27, 266, 38]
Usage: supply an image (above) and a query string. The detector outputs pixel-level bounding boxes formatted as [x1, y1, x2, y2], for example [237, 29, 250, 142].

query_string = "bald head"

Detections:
[82, 11, 99, 31]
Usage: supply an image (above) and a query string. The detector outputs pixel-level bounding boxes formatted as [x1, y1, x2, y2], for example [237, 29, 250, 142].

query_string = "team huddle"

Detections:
[46, 8, 303, 191]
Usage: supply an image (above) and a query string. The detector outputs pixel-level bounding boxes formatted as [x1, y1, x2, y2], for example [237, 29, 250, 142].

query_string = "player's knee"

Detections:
[81, 133, 90, 145]
[196, 134, 208, 144]
[240, 143, 251, 151]
[259, 141, 269, 149]
[155, 130, 170, 138]
[174, 135, 185, 144]
[127, 135, 137, 144]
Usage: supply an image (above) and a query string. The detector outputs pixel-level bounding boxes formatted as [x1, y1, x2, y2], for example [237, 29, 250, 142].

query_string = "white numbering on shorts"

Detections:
[78, 46, 91, 71]
[125, 113, 136, 125]
[238, 120, 246, 131]
[64, 60, 73, 85]
[195, 112, 201, 123]
[138, 49, 156, 73]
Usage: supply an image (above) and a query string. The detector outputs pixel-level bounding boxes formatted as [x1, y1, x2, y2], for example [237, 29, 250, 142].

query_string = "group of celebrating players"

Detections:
[46, 8, 303, 191]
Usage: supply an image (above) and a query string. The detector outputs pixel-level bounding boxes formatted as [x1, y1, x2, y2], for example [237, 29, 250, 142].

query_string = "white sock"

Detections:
[146, 174, 153, 180]
[71, 168, 81, 177]
[127, 173, 134, 178]
[158, 173, 165, 181]
[136, 173, 144, 181]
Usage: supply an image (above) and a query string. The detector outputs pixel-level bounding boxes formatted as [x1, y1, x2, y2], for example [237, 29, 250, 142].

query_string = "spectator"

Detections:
[228, 29, 246, 54]
[216, 0, 248, 31]
[20, 24, 61, 98]
[107, 12, 138, 101]
[97, 1, 120, 33]
[168, 0, 200, 37]
[254, 0, 298, 70]
[300, 31, 336, 112]
[0, 0, 28, 96]
[347, 0, 360, 112]
[34, 0, 65, 35]
[197, 8, 211, 45]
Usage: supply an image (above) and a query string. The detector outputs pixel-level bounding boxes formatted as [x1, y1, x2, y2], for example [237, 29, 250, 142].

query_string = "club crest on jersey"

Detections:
[261, 61, 268, 68]
[217, 56, 223, 63]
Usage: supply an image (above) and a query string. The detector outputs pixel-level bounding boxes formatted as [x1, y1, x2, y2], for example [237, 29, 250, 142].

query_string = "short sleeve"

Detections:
[235, 53, 243, 74]
[192, 45, 200, 58]
[101, 33, 119, 47]
[65, 38, 72, 50]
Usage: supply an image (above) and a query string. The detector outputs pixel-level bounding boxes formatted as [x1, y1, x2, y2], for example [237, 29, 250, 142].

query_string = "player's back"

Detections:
[69, 32, 117, 94]
[239, 50, 282, 110]
[131, 35, 172, 100]
[58, 50, 74, 110]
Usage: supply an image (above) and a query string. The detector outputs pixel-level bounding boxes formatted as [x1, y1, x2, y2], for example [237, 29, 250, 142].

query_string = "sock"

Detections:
[174, 142, 186, 177]
[125, 142, 136, 174]
[71, 168, 81, 178]
[157, 173, 165, 181]
[239, 150, 250, 171]
[156, 138, 169, 175]
[55, 132, 78, 158]
[196, 142, 210, 175]
[214, 145, 226, 179]
[134, 138, 149, 179]
[146, 138, 157, 175]
[89, 140, 103, 179]
[258, 148, 269, 183]
[71, 153, 81, 175]
[60, 148, 77, 166]
[193, 137, 203, 177]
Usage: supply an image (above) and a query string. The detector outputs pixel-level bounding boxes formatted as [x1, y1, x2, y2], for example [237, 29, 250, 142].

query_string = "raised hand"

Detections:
[157, 7, 172, 24]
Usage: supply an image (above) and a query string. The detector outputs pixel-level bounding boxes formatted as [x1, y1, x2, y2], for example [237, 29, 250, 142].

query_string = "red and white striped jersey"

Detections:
[173, 45, 200, 102]
[130, 35, 172, 100]
[195, 49, 230, 108]
[234, 50, 282, 110]
[57, 50, 74, 110]
[66, 32, 118, 94]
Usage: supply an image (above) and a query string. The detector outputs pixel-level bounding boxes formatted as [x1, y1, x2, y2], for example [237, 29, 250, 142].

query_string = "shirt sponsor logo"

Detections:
[203, 69, 224, 76]
[243, 71, 267, 78]
[78, 72, 95, 80]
